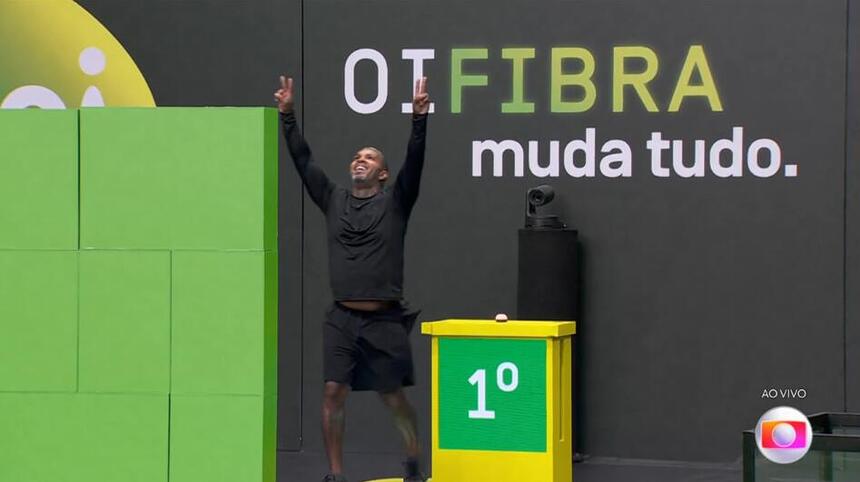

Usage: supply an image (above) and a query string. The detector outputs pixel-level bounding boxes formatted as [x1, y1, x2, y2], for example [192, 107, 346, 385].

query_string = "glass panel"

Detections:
[754, 450, 860, 481]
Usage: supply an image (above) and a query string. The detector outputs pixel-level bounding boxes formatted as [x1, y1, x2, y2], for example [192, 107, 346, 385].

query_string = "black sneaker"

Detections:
[403, 458, 427, 481]
[322, 474, 347, 482]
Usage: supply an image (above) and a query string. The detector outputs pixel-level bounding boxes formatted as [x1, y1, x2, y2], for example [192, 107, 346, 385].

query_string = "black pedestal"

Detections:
[517, 228, 583, 457]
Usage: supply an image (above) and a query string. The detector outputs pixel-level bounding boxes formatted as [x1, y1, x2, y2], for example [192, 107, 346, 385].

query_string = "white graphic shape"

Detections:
[79, 47, 106, 75]
[1, 86, 66, 109]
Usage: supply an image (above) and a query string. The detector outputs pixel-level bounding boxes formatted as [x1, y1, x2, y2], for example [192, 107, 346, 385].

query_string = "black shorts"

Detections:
[323, 302, 420, 392]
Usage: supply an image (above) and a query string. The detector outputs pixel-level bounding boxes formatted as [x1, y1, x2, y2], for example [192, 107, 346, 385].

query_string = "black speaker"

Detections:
[517, 228, 579, 320]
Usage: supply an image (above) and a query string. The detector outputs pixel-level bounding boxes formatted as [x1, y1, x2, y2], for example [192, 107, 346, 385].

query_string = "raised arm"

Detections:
[394, 77, 429, 215]
[275, 76, 334, 212]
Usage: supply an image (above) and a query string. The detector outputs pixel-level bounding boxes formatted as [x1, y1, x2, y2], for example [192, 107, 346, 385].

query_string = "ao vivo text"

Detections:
[761, 388, 808, 400]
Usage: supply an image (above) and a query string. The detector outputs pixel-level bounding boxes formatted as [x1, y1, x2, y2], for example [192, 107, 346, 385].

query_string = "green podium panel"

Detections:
[79, 251, 171, 393]
[0, 393, 169, 482]
[170, 395, 277, 482]
[171, 251, 278, 396]
[79, 108, 277, 250]
[0, 251, 78, 392]
[0, 109, 78, 249]
[439, 338, 547, 452]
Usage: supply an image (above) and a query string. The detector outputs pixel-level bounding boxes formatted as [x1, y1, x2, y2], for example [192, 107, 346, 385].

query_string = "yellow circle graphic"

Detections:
[0, 0, 155, 108]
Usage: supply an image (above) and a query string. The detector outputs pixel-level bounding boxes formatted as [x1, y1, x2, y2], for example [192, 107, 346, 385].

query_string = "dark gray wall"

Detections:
[848, 0, 860, 413]
[76, 0, 857, 465]
[301, 0, 848, 462]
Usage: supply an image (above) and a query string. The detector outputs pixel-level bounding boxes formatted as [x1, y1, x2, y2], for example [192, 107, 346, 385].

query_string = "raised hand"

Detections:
[412, 77, 430, 115]
[274, 75, 294, 113]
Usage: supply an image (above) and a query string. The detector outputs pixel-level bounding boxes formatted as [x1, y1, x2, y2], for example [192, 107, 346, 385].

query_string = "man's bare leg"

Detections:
[322, 381, 350, 475]
[379, 389, 420, 460]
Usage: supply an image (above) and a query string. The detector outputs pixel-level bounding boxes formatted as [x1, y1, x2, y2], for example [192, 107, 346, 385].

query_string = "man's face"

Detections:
[350, 147, 388, 186]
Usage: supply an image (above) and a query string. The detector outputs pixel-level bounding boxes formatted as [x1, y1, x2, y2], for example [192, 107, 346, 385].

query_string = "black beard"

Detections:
[352, 174, 372, 186]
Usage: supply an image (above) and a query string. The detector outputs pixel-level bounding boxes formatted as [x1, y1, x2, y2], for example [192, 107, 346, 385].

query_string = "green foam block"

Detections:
[171, 251, 277, 396]
[79, 250, 171, 393]
[170, 395, 277, 482]
[79, 107, 277, 250]
[0, 393, 169, 482]
[0, 109, 78, 249]
[0, 251, 77, 392]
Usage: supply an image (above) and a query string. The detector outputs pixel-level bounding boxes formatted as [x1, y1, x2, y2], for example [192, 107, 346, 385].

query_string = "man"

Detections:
[274, 75, 430, 482]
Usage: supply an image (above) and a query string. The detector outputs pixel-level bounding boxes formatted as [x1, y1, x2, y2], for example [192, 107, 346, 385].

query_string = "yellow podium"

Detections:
[421, 319, 575, 482]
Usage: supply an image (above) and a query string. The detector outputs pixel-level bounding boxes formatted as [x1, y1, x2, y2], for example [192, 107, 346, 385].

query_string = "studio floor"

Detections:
[277, 451, 742, 482]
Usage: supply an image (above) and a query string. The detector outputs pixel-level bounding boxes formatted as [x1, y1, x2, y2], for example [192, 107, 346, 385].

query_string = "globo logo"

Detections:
[755, 406, 813, 464]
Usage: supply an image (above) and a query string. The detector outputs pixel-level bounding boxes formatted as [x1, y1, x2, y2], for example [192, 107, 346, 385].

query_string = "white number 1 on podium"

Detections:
[467, 362, 519, 420]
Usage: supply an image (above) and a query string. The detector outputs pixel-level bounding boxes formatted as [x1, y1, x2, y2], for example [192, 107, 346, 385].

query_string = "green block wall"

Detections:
[80, 108, 277, 250]
[79, 251, 171, 393]
[0, 109, 78, 249]
[0, 108, 278, 482]
[0, 393, 170, 482]
[0, 251, 78, 392]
